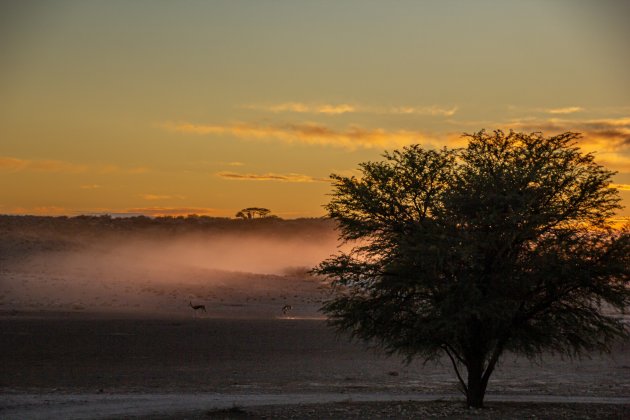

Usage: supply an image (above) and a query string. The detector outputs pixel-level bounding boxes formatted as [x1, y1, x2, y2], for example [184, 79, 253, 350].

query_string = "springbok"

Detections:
[189, 301, 206, 317]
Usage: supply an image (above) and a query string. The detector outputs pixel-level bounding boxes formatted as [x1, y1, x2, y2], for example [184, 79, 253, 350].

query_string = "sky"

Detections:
[1, 0, 629, 219]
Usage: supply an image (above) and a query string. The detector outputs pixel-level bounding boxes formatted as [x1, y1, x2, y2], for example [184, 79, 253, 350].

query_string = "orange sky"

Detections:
[1, 1, 629, 218]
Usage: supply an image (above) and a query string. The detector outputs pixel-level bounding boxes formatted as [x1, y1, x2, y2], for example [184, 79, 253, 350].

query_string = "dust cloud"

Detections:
[0, 217, 342, 317]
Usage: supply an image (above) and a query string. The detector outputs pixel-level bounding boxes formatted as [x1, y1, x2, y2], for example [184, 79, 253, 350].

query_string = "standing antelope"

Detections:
[189, 301, 206, 317]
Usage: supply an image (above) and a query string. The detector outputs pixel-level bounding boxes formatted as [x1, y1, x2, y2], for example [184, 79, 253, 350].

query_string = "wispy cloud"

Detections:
[244, 102, 355, 115]
[164, 114, 629, 170]
[389, 106, 458, 116]
[504, 116, 630, 172]
[243, 102, 457, 117]
[164, 121, 434, 150]
[546, 106, 584, 115]
[217, 171, 328, 183]
[267, 102, 310, 113]
[6, 206, 69, 215]
[80, 184, 102, 190]
[100, 165, 149, 174]
[4, 206, 218, 217]
[585, 117, 630, 128]
[124, 207, 218, 217]
[506, 116, 630, 150]
[141, 194, 186, 201]
[0, 157, 88, 173]
[0, 156, 149, 174]
[610, 183, 630, 191]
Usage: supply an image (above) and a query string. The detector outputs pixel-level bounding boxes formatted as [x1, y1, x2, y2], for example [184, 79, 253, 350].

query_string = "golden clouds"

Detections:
[507, 116, 630, 143]
[217, 171, 328, 183]
[0, 156, 88, 173]
[610, 183, 630, 191]
[164, 121, 433, 150]
[103, 165, 149, 174]
[505, 116, 630, 172]
[268, 103, 311, 113]
[244, 102, 355, 114]
[0, 156, 149, 174]
[317, 104, 356, 115]
[141, 194, 186, 201]
[3, 206, 218, 217]
[163, 113, 629, 174]
[163, 101, 458, 151]
[124, 207, 217, 217]
[546, 106, 584, 115]
[608, 216, 630, 229]
[390, 106, 458, 116]
[242, 102, 457, 116]
[6, 206, 69, 215]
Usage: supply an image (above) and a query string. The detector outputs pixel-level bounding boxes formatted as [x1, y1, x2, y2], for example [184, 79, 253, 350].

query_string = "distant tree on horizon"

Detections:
[315, 130, 630, 408]
[235, 207, 272, 219]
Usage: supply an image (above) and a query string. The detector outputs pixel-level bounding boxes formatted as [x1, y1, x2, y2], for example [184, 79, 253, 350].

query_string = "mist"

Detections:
[0, 216, 341, 317]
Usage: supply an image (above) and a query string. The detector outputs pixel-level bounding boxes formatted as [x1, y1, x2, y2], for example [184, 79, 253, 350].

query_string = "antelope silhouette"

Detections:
[189, 301, 206, 315]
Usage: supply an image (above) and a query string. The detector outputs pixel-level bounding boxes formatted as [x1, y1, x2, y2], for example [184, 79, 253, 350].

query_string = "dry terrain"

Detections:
[1, 216, 629, 418]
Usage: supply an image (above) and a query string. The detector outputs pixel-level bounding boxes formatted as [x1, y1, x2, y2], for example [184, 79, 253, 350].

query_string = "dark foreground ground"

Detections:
[146, 401, 630, 419]
[1, 312, 629, 419]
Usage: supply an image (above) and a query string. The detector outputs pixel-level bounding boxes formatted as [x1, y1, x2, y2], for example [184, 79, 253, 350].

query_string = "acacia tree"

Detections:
[235, 207, 271, 219]
[315, 130, 629, 408]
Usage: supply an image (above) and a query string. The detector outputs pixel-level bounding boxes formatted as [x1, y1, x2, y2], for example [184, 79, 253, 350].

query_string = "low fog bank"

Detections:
[0, 216, 341, 317]
[0, 215, 338, 259]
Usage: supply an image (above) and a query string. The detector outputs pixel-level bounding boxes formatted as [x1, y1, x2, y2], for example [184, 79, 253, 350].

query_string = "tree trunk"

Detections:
[464, 340, 504, 408]
[465, 358, 488, 408]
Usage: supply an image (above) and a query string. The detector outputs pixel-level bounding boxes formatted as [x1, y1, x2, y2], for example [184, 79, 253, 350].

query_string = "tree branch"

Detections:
[442, 345, 468, 395]
[481, 339, 506, 385]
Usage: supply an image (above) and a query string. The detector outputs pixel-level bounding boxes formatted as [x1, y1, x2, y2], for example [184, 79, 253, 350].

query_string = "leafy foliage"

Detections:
[235, 207, 272, 219]
[315, 130, 629, 407]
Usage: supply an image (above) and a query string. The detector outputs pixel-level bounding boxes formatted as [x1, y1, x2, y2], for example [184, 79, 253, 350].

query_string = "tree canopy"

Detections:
[315, 130, 629, 408]
[235, 207, 272, 219]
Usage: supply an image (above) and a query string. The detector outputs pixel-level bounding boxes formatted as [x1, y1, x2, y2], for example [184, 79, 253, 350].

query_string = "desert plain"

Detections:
[1, 215, 629, 419]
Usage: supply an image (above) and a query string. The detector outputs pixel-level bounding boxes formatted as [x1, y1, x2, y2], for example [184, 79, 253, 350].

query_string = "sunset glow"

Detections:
[1, 1, 629, 219]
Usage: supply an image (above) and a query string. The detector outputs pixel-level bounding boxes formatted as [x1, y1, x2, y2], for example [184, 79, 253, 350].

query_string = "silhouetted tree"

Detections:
[315, 130, 629, 408]
[235, 207, 272, 219]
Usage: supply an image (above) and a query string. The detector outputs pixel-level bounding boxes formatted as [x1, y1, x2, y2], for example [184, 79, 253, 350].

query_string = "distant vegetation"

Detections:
[235, 207, 274, 219]
[0, 214, 332, 237]
[0, 214, 335, 262]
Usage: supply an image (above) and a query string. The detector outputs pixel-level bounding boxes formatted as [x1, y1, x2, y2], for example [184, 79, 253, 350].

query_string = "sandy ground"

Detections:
[1, 313, 629, 419]
[1, 219, 629, 418]
[0, 246, 330, 319]
[3, 392, 629, 419]
[0, 314, 629, 396]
